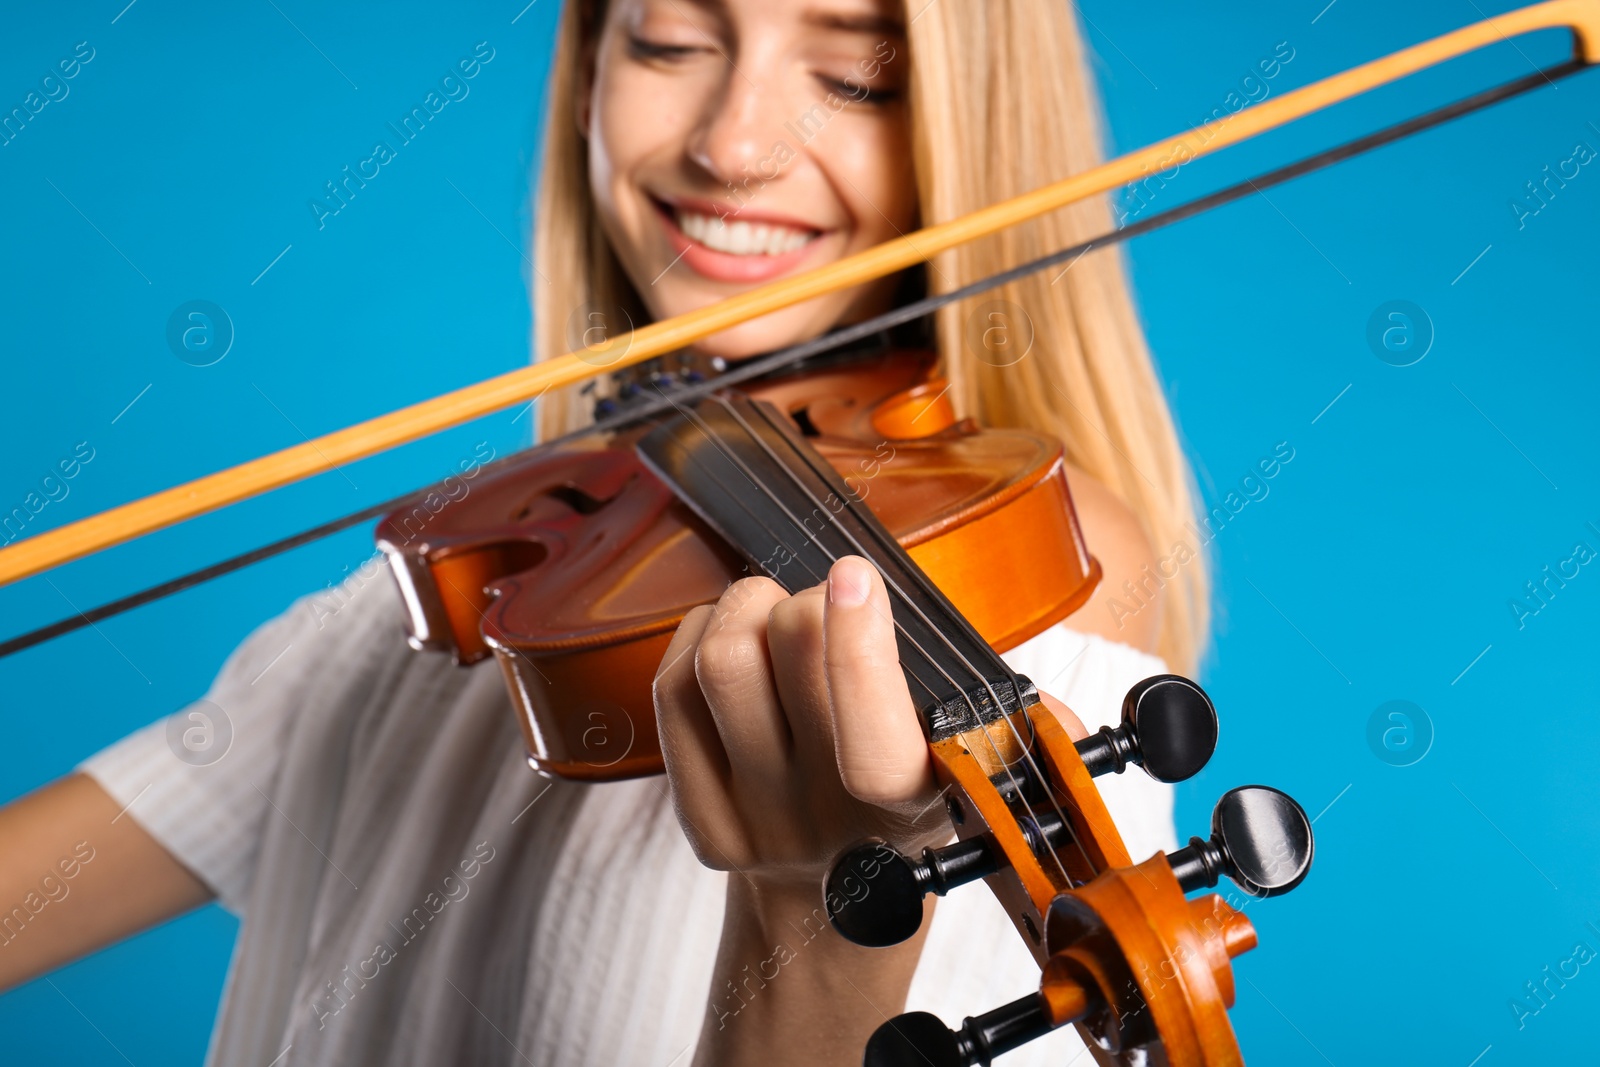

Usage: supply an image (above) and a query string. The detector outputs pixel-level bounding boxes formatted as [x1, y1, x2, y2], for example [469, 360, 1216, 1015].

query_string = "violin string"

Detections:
[721, 393, 1101, 886]
[717, 396, 1099, 884]
[0, 56, 1580, 662]
[638, 393, 972, 809]
[645, 388, 957, 716]
[682, 392, 1001, 725]
[645, 409, 946, 718]
[638, 390, 988, 753]
[689, 393, 1090, 884]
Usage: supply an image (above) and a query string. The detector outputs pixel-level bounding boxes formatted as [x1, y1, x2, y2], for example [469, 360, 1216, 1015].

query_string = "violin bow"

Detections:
[0, 0, 1596, 595]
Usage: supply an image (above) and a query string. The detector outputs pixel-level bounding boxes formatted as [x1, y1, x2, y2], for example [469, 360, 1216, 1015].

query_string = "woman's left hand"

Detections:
[653, 555, 951, 898]
[653, 555, 1090, 1066]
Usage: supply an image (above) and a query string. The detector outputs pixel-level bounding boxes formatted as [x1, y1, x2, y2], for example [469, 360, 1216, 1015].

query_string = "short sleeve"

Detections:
[78, 560, 404, 914]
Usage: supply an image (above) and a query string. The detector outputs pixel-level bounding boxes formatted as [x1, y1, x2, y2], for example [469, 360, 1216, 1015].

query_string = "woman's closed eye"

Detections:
[812, 73, 898, 104]
[626, 33, 712, 64]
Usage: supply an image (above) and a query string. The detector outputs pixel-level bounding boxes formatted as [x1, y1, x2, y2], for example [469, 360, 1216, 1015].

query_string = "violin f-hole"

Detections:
[526, 478, 630, 518]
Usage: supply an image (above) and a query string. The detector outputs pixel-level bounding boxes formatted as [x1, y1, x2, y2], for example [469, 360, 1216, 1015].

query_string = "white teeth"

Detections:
[674, 208, 814, 256]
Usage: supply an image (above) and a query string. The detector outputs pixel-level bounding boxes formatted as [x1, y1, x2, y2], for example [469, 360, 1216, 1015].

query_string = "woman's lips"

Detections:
[653, 198, 825, 284]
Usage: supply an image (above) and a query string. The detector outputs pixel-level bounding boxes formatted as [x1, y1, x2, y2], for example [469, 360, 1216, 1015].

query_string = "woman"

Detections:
[0, 0, 1206, 1063]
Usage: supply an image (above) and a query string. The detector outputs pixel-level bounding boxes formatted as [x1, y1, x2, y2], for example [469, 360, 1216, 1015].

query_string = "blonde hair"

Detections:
[532, 0, 1209, 672]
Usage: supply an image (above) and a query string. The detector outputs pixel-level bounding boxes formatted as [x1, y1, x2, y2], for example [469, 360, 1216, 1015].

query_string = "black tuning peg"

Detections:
[826, 837, 998, 948]
[826, 809, 1069, 947]
[864, 995, 1053, 1067]
[825, 841, 946, 948]
[1168, 785, 1314, 897]
[1074, 674, 1219, 783]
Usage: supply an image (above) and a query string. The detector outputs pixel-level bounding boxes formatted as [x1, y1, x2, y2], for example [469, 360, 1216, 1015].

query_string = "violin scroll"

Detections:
[841, 677, 1314, 1067]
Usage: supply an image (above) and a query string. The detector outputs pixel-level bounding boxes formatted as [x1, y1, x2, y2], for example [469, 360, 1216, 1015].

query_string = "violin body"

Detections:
[377, 348, 1100, 781]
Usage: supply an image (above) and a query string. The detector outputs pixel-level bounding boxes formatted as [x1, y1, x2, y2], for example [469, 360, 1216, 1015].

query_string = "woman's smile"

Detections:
[651, 193, 826, 283]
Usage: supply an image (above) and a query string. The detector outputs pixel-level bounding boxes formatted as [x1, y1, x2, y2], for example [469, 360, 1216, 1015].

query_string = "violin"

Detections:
[3, 4, 1597, 1062]
[375, 336, 1313, 1064]
[378, 347, 1098, 780]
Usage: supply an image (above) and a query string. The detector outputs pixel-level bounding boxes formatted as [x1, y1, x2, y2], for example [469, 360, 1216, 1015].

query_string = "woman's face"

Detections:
[585, 0, 915, 360]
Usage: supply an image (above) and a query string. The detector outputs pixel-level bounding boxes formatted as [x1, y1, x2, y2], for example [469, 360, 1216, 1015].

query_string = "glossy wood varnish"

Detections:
[377, 349, 1101, 780]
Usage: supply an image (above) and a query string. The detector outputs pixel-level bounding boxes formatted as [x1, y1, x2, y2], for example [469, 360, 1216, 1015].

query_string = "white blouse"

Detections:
[81, 566, 1175, 1067]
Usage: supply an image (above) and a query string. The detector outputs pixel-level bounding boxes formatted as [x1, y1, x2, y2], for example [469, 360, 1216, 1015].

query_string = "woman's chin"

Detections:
[680, 313, 830, 364]
[641, 284, 839, 363]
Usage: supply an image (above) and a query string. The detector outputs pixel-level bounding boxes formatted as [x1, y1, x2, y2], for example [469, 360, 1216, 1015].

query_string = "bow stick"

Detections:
[1, 0, 1596, 589]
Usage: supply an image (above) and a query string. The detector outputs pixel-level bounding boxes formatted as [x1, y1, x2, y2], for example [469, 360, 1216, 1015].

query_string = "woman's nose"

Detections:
[686, 68, 791, 187]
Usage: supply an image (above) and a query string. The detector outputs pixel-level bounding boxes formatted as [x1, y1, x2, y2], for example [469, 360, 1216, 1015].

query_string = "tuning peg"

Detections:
[1074, 674, 1218, 783]
[1167, 785, 1314, 897]
[863, 995, 1054, 1067]
[826, 837, 997, 948]
[826, 808, 1068, 947]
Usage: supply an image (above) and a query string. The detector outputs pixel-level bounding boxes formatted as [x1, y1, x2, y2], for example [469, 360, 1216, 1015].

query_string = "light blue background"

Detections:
[1, 1, 1595, 1063]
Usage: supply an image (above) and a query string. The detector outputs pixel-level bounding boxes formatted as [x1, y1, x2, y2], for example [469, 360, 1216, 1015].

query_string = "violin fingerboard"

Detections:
[636, 391, 1032, 741]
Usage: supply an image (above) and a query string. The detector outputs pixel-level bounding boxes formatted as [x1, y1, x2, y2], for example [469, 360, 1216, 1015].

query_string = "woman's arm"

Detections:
[0, 773, 211, 991]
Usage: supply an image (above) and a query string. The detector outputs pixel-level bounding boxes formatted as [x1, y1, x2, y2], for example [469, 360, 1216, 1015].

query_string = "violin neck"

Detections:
[636, 391, 1034, 740]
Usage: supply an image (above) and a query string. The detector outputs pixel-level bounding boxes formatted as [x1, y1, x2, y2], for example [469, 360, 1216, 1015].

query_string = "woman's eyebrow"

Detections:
[801, 9, 906, 36]
[654, 0, 733, 35]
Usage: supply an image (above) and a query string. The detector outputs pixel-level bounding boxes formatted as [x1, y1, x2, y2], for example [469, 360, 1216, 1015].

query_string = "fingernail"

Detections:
[829, 557, 873, 607]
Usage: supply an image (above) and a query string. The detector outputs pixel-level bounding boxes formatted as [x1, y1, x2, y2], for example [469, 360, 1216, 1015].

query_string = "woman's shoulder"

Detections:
[1060, 463, 1161, 654]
